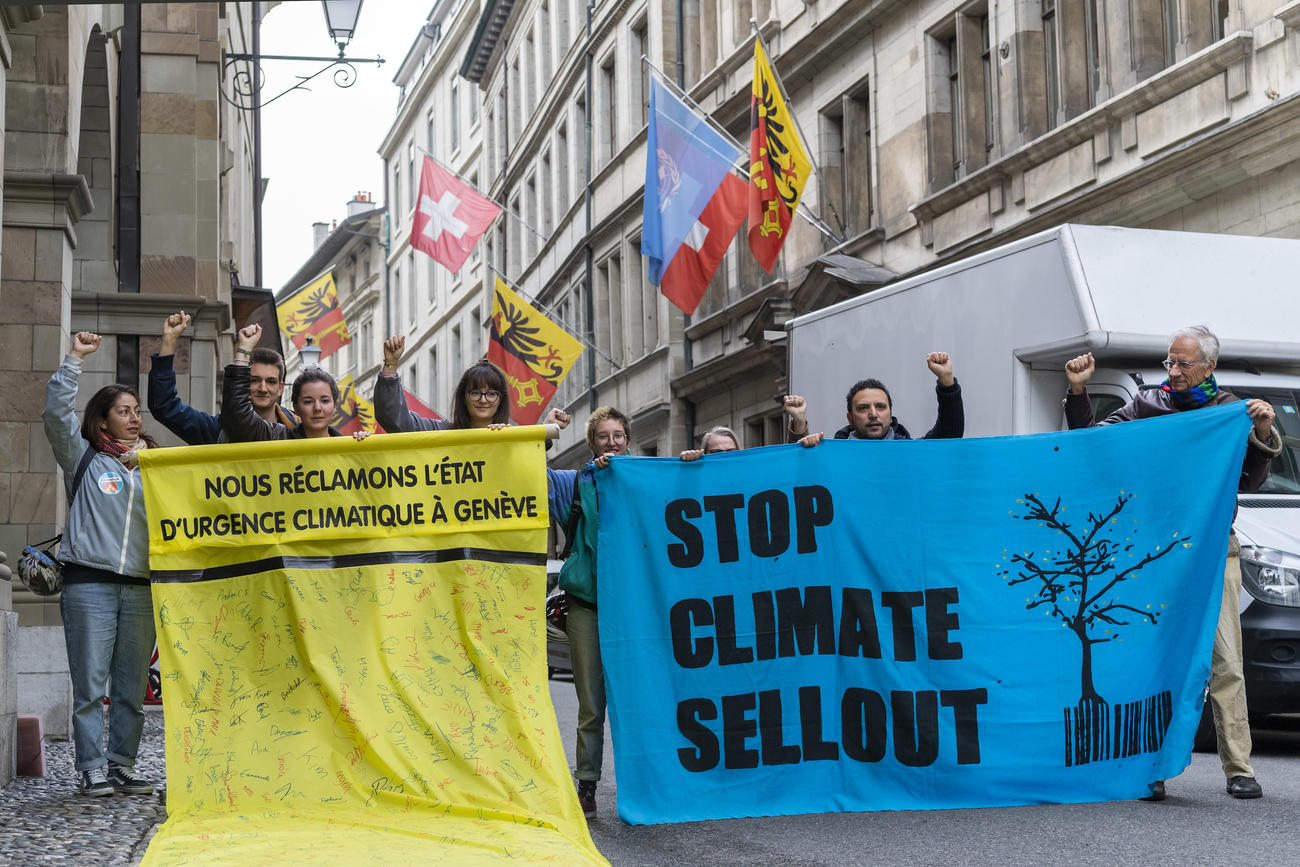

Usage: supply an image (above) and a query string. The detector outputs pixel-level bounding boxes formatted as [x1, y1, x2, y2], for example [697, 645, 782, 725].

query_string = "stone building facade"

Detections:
[0, 2, 262, 782]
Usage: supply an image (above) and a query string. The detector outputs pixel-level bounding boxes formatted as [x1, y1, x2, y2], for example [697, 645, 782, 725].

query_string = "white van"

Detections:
[786, 224, 1300, 735]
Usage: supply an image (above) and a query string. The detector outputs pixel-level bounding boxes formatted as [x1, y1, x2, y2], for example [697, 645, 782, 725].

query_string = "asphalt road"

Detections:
[546, 675, 1300, 866]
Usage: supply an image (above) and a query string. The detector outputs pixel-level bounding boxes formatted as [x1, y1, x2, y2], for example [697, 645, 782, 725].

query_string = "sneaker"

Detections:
[576, 780, 597, 818]
[1226, 775, 1262, 799]
[106, 763, 155, 795]
[80, 767, 113, 797]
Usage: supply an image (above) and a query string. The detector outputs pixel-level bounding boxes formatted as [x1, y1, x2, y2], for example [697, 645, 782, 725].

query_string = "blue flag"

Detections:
[595, 404, 1250, 823]
[641, 77, 741, 285]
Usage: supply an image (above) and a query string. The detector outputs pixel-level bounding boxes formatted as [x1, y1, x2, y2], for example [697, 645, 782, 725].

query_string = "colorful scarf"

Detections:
[96, 433, 148, 470]
[1161, 374, 1218, 410]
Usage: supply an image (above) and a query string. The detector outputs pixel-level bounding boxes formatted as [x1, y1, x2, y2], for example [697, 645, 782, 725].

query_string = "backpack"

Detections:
[16, 447, 97, 596]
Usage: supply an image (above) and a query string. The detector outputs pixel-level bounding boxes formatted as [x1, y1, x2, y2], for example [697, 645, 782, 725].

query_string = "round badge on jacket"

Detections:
[97, 471, 123, 494]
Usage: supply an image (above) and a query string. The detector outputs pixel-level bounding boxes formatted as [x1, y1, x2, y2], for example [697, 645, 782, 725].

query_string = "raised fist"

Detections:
[926, 352, 954, 386]
[71, 332, 101, 359]
[160, 311, 191, 355]
[783, 394, 808, 433]
[236, 323, 262, 353]
[1065, 353, 1095, 393]
[383, 335, 405, 367]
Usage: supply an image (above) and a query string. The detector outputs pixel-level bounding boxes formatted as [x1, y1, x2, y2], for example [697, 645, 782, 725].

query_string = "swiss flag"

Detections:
[660, 173, 747, 315]
[410, 155, 501, 273]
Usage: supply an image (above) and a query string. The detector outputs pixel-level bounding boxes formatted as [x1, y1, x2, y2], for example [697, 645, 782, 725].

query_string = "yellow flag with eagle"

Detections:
[486, 278, 584, 425]
[277, 271, 352, 360]
[748, 38, 811, 273]
[330, 373, 379, 435]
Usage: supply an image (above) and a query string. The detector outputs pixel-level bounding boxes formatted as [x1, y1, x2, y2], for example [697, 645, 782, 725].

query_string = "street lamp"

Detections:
[221, 0, 384, 113]
[300, 335, 323, 369]
[321, 0, 364, 57]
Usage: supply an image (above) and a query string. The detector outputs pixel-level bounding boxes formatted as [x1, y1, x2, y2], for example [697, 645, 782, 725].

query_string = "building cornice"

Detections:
[3, 171, 94, 245]
[461, 0, 515, 83]
[0, 5, 43, 30]
[72, 293, 232, 338]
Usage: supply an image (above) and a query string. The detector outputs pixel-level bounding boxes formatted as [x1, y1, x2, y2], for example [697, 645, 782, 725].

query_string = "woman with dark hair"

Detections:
[220, 324, 370, 441]
[374, 335, 570, 433]
[42, 332, 158, 798]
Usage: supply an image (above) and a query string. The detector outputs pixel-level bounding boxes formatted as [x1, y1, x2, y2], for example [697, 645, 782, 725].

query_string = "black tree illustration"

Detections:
[998, 491, 1190, 764]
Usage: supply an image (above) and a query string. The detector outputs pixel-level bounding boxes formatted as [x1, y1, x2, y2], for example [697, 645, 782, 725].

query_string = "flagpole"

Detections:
[417, 146, 548, 245]
[485, 263, 621, 370]
[748, 26, 847, 242]
[642, 57, 843, 244]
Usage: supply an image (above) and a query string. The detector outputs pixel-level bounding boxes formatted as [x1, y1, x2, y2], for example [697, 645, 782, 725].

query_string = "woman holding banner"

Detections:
[550, 406, 631, 818]
[374, 335, 570, 433]
[679, 425, 741, 460]
[221, 324, 369, 442]
[42, 332, 158, 798]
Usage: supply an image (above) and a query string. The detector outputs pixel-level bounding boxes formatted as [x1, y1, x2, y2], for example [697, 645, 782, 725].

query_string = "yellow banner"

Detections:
[751, 39, 811, 226]
[138, 430, 606, 865]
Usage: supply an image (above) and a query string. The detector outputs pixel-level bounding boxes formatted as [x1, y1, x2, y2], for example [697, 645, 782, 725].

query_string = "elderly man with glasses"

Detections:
[1062, 325, 1282, 802]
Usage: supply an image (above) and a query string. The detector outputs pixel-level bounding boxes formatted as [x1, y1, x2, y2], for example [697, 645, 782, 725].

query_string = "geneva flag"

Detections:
[277, 271, 351, 360]
[642, 76, 743, 310]
[331, 373, 380, 435]
[596, 404, 1250, 823]
[410, 155, 501, 274]
[487, 278, 584, 425]
[138, 429, 607, 865]
[749, 39, 811, 273]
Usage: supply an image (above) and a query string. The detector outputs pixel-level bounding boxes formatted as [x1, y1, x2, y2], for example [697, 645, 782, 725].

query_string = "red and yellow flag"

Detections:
[748, 39, 811, 273]
[487, 278, 584, 425]
[277, 271, 351, 360]
[330, 374, 380, 435]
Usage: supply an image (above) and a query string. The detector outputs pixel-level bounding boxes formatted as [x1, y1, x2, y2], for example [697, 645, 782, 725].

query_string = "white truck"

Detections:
[786, 224, 1300, 742]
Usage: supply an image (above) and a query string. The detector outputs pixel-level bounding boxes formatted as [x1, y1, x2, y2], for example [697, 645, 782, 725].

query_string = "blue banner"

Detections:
[596, 404, 1250, 823]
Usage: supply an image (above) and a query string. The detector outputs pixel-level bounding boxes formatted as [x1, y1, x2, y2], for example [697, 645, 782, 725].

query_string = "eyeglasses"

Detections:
[469, 389, 501, 402]
[1161, 359, 1202, 371]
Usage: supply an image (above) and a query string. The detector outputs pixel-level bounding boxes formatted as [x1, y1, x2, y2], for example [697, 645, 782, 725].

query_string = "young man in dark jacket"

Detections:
[1063, 325, 1281, 801]
[785, 351, 964, 445]
[148, 312, 297, 444]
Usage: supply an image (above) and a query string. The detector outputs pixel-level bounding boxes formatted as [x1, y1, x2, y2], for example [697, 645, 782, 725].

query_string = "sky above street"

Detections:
[260, 0, 434, 291]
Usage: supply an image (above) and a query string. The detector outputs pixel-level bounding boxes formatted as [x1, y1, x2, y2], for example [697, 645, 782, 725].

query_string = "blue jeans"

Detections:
[60, 581, 156, 771]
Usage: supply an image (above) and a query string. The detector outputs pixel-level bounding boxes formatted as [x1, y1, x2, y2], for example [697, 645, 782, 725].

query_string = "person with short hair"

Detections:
[148, 312, 298, 444]
[43, 331, 158, 798]
[1063, 324, 1281, 801]
[220, 324, 367, 441]
[550, 406, 630, 818]
[680, 425, 740, 460]
[786, 352, 964, 446]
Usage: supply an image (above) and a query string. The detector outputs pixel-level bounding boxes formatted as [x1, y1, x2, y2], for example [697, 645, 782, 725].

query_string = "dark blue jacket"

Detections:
[150, 354, 298, 444]
[148, 354, 221, 445]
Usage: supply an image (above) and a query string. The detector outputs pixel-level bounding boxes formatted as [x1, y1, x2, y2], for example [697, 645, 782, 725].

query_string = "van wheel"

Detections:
[1192, 704, 1217, 752]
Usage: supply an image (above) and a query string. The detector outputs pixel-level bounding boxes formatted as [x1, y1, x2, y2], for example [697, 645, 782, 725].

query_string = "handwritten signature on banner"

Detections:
[140, 429, 604, 865]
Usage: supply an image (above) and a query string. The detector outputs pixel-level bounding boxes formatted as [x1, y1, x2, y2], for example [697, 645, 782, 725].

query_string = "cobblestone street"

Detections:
[0, 709, 165, 866]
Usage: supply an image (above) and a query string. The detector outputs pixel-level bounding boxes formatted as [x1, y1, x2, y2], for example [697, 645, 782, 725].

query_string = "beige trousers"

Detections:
[1210, 553, 1253, 780]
